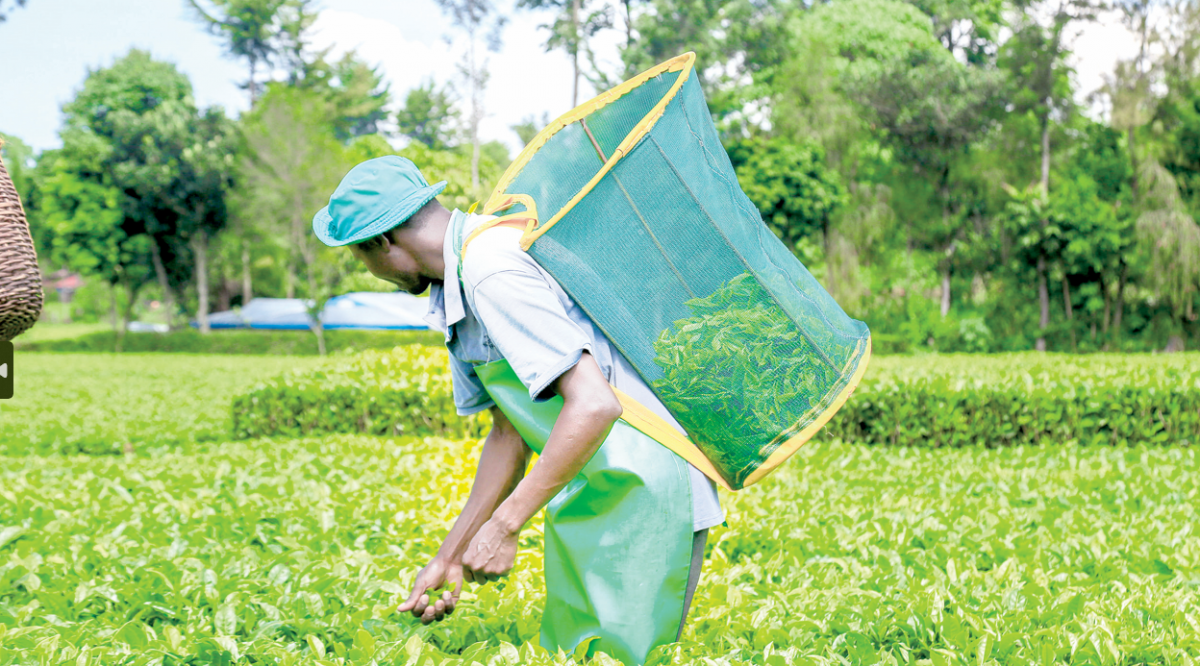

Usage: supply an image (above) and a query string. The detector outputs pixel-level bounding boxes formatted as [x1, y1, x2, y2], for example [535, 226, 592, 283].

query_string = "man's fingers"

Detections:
[421, 604, 436, 625]
[398, 575, 427, 613]
[410, 593, 430, 619]
[442, 590, 456, 615]
[433, 598, 446, 621]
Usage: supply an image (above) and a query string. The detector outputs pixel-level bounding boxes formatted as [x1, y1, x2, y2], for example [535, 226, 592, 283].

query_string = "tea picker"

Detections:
[312, 52, 870, 665]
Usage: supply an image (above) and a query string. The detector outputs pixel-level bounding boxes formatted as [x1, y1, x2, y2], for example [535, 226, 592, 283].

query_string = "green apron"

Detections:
[474, 359, 694, 665]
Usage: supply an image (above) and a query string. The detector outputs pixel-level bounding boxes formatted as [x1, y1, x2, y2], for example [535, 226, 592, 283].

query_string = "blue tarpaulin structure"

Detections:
[197, 292, 430, 330]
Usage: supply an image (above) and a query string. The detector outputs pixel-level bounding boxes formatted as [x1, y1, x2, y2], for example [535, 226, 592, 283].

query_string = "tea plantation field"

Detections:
[2, 352, 1200, 664]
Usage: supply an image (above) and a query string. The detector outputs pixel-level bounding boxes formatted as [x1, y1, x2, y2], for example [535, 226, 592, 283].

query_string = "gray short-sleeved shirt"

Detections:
[424, 210, 724, 532]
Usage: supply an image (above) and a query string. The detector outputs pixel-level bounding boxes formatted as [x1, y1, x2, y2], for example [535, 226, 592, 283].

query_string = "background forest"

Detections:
[4, 0, 1200, 354]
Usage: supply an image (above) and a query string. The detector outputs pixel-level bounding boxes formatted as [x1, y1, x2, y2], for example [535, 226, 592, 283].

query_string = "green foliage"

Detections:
[0, 353, 327, 455]
[295, 51, 393, 141]
[397, 81, 461, 150]
[651, 273, 847, 486]
[187, 0, 290, 101]
[231, 346, 487, 440]
[828, 352, 1200, 447]
[14, 328, 439, 354]
[398, 142, 509, 211]
[728, 137, 845, 251]
[3, 435, 1200, 663]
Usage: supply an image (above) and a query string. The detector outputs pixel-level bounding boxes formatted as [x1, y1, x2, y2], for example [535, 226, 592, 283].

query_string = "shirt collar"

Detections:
[423, 209, 470, 341]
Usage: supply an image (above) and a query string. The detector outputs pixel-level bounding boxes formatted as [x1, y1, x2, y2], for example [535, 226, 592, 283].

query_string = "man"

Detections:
[312, 155, 723, 664]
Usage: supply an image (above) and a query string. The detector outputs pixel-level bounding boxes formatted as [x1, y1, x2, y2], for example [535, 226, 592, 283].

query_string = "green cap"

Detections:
[312, 156, 447, 247]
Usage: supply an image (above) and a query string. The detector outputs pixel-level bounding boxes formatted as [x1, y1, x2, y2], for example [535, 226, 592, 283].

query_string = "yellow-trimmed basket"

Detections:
[470, 53, 871, 490]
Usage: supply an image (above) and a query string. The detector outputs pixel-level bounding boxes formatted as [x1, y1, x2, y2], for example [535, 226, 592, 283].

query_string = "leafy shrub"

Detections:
[233, 347, 1200, 449]
[0, 353, 330, 456]
[826, 352, 1200, 447]
[231, 346, 488, 440]
[15, 328, 441, 355]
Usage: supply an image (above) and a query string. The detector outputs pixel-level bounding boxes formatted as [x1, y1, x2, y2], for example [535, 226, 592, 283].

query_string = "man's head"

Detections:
[346, 198, 449, 294]
[312, 156, 451, 294]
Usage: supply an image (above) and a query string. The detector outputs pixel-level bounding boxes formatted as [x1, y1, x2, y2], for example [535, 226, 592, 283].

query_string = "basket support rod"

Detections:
[579, 118, 697, 300]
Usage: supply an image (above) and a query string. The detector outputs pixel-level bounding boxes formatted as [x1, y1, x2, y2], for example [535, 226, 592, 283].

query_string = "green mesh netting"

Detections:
[486, 55, 870, 489]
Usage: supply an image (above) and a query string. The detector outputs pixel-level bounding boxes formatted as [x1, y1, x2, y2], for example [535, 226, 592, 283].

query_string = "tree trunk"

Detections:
[571, 0, 581, 107]
[1100, 271, 1110, 334]
[940, 238, 955, 318]
[285, 268, 296, 299]
[1036, 256, 1049, 351]
[149, 239, 176, 330]
[242, 244, 252, 305]
[192, 231, 211, 334]
[623, 0, 633, 50]
[1062, 276, 1075, 351]
[1114, 261, 1127, 338]
[940, 267, 951, 318]
[109, 282, 120, 341]
[1040, 117, 1051, 192]
[249, 55, 259, 106]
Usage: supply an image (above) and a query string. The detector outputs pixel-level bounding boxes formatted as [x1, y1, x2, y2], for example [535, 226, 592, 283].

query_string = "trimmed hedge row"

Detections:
[231, 349, 1200, 447]
[826, 380, 1199, 447]
[231, 346, 489, 440]
[17, 328, 442, 355]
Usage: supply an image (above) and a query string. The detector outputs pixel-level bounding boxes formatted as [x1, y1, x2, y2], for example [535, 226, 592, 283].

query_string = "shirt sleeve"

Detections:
[448, 351, 495, 416]
[468, 266, 594, 402]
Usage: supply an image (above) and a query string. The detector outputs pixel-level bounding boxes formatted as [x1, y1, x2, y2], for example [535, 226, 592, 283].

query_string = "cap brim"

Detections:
[313, 181, 448, 247]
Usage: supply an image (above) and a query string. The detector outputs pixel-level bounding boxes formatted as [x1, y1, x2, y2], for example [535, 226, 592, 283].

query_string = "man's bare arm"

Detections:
[399, 405, 530, 623]
[460, 351, 621, 579]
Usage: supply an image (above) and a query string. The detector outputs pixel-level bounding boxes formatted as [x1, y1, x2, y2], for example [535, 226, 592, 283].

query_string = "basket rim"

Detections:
[481, 52, 696, 250]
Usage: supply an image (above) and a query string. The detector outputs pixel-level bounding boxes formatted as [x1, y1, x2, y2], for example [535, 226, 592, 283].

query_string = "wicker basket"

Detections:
[0, 139, 43, 341]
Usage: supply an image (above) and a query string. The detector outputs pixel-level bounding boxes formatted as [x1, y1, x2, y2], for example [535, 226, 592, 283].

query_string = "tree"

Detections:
[37, 148, 153, 350]
[294, 51, 392, 141]
[187, 0, 289, 104]
[622, 0, 792, 123]
[62, 49, 235, 333]
[1135, 161, 1200, 350]
[728, 137, 845, 259]
[398, 81, 462, 149]
[436, 0, 506, 194]
[238, 85, 354, 354]
[517, 0, 612, 107]
[999, 0, 1096, 348]
[847, 45, 1003, 316]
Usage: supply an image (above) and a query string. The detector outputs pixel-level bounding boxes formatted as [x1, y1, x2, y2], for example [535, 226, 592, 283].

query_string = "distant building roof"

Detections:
[196, 292, 430, 330]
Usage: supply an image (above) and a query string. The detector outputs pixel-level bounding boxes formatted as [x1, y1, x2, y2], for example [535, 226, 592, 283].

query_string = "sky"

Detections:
[0, 0, 1144, 159]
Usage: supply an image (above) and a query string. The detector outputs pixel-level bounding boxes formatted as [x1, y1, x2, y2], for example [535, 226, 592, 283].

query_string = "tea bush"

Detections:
[231, 346, 488, 441]
[828, 353, 1200, 447]
[0, 354, 329, 456]
[15, 328, 441, 355]
[233, 349, 1200, 448]
[1, 437, 1198, 664]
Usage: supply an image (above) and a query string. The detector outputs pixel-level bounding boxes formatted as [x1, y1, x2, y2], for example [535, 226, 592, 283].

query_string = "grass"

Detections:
[0, 353, 329, 455]
[0, 437, 1197, 664]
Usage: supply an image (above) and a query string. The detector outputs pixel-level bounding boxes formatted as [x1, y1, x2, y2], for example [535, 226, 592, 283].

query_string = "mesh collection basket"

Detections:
[475, 53, 871, 490]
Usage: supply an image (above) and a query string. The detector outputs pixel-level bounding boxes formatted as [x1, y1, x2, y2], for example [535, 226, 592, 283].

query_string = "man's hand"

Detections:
[462, 516, 520, 583]
[398, 556, 463, 624]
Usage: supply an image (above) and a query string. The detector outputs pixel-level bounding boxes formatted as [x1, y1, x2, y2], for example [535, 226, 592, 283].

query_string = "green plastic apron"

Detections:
[473, 345, 694, 664]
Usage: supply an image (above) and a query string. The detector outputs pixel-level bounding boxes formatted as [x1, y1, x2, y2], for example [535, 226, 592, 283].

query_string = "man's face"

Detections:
[349, 240, 433, 295]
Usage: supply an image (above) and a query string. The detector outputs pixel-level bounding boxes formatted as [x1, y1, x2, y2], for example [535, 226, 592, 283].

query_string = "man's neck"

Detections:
[420, 207, 453, 283]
